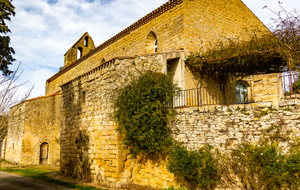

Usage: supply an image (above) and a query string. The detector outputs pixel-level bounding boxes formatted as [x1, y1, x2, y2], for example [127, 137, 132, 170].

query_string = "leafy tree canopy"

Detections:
[0, 0, 15, 75]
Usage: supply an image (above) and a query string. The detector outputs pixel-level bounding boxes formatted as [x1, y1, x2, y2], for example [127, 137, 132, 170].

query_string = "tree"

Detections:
[0, 0, 16, 75]
[0, 64, 32, 139]
[264, 2, 300, 71]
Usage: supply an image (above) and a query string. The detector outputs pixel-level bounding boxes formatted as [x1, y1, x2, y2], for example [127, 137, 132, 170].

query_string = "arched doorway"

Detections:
[40, 142, 49, 165]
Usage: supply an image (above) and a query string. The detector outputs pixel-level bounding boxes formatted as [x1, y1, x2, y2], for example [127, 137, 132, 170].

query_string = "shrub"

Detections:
[292, 79, 300, 94]
[221, 138, 300, 190]
[113, 70, 178, 159]
[167, 143, 220, 190]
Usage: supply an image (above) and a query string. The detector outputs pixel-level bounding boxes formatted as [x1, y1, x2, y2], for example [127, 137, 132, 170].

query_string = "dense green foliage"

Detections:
[185, 32, 286, 85]
[221, 141, 300, 189]
[220, 125, 300, 190]
[292, 79, 300, 94]
[113, 70, 177, 159]
[167, 143, 220, 190]
[0, 0, 15, 75]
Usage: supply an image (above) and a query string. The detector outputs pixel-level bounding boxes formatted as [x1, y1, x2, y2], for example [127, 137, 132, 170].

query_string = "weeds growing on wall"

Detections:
[167, 143, 220, 190]
[113, 70, 178, 159]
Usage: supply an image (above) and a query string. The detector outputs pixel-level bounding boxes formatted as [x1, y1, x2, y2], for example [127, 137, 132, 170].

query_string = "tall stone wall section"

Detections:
[20, 94, 62, 165]
[60, 53, 182, 187]
[6, 103, 26, 164]
[5, 94, 61, 165]
[183, 0, 266, 54]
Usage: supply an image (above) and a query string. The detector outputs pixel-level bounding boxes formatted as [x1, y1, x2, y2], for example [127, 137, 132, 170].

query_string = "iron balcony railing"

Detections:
[280, 73, 300, 98]
[172, 81, 253, 108]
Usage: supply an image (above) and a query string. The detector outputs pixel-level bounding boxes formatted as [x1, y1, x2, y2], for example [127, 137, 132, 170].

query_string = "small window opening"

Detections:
[82, 91, 86, 107]
[235, 81, 249, 103]
[84, 36, 89, 47]
[12, 143, 15, 150]
[77, 47, 83, 60]
[18, 108, 21, 120]
[154, 39, 158, 53]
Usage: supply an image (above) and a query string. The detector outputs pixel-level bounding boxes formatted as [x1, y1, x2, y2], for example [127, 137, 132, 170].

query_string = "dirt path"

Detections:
[0, 171, 75, 190]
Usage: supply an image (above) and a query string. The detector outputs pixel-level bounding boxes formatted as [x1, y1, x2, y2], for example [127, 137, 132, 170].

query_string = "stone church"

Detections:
[4, 0, 286, 188]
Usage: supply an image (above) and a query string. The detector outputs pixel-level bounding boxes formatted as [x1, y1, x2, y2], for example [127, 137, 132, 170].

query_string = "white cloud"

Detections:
[6, 0, 300, 99]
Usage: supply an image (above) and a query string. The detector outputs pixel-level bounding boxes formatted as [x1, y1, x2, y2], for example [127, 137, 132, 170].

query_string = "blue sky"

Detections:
[6, 0, 300, 98]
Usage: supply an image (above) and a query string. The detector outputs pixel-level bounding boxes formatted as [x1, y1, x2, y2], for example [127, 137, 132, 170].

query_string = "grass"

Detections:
[0, 160, 105, 190]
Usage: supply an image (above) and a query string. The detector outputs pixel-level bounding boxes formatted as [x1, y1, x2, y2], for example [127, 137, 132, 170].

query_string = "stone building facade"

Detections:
[5, 0, 291, 189]
[5, 93, 61, 165]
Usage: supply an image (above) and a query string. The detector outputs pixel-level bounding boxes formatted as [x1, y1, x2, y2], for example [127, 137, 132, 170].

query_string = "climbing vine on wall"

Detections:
[113, 70, 178, 159]
[185, 31, 287, 85]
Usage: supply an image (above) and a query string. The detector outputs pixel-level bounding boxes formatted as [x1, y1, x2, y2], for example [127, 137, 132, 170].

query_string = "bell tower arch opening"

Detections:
[77, 47, 83, 60]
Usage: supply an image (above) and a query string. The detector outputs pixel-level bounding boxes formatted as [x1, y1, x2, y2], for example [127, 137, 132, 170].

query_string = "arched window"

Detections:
[145, 31, 157, 53]
[77, 47, 83, 60]
[40, 142, 49, 165]
[235, 81, 249, 103]
[84, 36, 89, 47]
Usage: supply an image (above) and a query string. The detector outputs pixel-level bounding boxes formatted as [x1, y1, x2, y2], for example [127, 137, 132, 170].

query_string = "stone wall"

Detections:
[21, 93, 62, 165]
[251, 73, 283, 102]
[6, 103, 26, 164]
[183, 0, 266, 53]
[172, 100, 300, 152]
[5, 93, 61, 165]
[60, 53, 168, 183]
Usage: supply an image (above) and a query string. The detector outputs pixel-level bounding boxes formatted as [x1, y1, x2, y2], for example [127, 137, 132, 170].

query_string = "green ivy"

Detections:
[292, 79, 300, 94]
[113, 70, 178, 159]
[167, 143, 220, 190]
